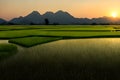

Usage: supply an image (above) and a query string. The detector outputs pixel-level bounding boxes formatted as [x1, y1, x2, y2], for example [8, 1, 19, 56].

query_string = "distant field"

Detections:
[0, 25, 120, 47]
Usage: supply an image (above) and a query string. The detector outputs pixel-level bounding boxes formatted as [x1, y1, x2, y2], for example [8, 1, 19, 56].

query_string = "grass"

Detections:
[0, 44, 17, 60]
[0, 28, 118, 39]
[0, 25, 120, 47]
[9, 37, 61, 47]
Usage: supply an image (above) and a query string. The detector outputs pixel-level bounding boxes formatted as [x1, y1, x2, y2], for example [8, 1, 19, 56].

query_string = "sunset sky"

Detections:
[0, 0, 120, 20]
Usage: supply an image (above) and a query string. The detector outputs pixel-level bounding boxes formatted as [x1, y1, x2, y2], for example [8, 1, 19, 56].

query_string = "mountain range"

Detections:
[1, 10, 120, 25]
[0, 18, 7, 24]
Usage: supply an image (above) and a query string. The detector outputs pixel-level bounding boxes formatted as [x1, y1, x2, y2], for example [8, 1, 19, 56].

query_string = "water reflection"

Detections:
[1, 38, 120, 80]
[0, 40, 8, 44]
[1, 38, 120, 64]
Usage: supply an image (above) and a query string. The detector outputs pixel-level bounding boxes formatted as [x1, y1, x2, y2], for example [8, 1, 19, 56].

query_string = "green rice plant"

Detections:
[9, 37, 61, 47]
[0, 25, 118, 39]
[0, 44, 17, 60]
[0, 25, 115, 31]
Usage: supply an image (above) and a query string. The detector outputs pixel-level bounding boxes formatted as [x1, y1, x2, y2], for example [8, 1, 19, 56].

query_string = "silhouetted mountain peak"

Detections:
[55, 10, 74, 18]
[43, 11, 54, 16]
[0, 18, 7, 24]
[55, 10, 65, 14]
[27, 11, 41, 17]
[55, 10, 70, 14]
[0, 18, 6, 21]
[32, 11, 40, 14]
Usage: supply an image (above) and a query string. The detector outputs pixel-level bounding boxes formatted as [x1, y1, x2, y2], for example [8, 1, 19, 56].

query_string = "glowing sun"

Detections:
[111, 12, 118, 18]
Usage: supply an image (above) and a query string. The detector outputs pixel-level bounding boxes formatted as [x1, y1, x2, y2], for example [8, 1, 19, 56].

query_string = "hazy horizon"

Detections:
[0, 0, 120, 20]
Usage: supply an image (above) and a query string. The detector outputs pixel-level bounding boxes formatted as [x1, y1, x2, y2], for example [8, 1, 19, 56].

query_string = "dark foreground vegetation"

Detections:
[1, 61, 120, 80]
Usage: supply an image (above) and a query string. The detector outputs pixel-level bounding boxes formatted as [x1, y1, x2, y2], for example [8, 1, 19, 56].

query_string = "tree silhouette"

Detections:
[45, 18, 49, 25]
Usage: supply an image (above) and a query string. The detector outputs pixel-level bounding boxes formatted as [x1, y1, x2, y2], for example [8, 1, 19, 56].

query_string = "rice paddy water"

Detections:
[0, 38, 120, 80]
